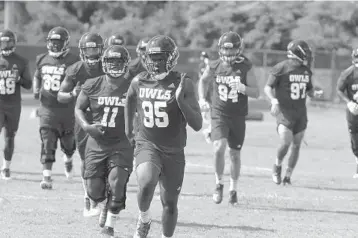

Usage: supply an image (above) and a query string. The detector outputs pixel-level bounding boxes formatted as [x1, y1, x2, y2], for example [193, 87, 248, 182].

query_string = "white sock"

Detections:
[275, 158, 282, 166]
[43, 170, 51, 177]
[81, 178, 88, 198]
[355, 156, 358, 164]
[63, 155, 72, 163]
[2, 159, 11, 169]
[229, 178, 238, 191]
[105, 211, 118, 228]
[215, 173, 223, 185]
[162, 234, 172, 238]
[139, 210, 151, 223]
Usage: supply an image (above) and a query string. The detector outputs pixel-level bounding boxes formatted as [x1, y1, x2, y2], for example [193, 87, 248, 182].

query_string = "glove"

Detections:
[347, 101, 358, 115]
[270, 98, 280, 117]
[198, 98, 210, 112]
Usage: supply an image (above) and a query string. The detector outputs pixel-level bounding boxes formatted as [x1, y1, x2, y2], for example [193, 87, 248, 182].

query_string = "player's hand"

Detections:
[313, 89, 324, 98]
[229, 78, 246, 94]
[347, 101, 358, 115]
[84, 123, 105, 138]
[72, 82, 81, 97]
[198, 98, 210, 112]
[270, 98, 280, 117]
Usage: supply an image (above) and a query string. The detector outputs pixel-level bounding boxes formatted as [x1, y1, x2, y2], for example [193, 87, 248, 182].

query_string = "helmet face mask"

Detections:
[46, 27, 70, 58]
[143, 35, 179, 81]
[352, 49, 358, 67]
[102, 45, 131, 78]
[79, 33, 104, 67]
[218, 32, 244, 64]
[0, 33, 16, 56]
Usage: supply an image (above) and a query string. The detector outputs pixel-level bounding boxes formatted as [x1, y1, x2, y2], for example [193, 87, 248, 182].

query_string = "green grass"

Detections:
[0, 105, 357, 238]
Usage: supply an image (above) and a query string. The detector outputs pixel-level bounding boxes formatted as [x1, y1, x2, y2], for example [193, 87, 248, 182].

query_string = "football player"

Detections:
[125, 35, 202, 238]
[33, 26, 80, 189]
[336, 48, 358, 178]
[57, 32, 104, 216]
[105, 33, 125, 47]
[126, 37, 150, 81]
[198, 31, 260, 205]
[75, 45, 134, 237]
[0, 29, 32, 179]
[264, 40, 323, 185]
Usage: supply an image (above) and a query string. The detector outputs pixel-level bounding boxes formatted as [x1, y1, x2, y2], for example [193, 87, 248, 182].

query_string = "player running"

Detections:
[125, 35, 202, 238]
[0, 29, 32, 180]
[105, 33, 125, 47]
[336, 48, 358, 178]
[198, 31, 260, 205]
[57, 32, 104, 216]
[33, 26, 79, 189]
[264, 40, 323, 185]
[75, 45, 134, 237]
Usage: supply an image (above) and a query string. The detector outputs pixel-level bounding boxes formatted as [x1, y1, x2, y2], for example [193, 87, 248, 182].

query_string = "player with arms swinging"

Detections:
[125, 35, 202, 238]
[33, 27, 79, 189]
[264, 40, 322, 185]
[198, 31, 260, 205]
[336, 48, 358, 178]
[0, 29, 32, 179]
[75, 45, 134, 237]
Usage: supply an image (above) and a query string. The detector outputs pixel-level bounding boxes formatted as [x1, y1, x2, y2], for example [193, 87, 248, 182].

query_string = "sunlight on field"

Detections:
[0, 106, 357, 238]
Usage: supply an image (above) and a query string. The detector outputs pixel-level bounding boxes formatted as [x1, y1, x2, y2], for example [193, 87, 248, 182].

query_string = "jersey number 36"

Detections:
[142, 101, 169, 128]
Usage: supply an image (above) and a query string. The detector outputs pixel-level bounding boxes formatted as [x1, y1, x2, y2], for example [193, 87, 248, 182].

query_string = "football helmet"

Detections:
[352, 48, 358, 67]
[79, 32, 104, 67]
[102, 45, 131, 78]
[47, 26, 70, 58]
[143, 35, 179, 80]
[136, 37, 150, 59]
[287, 40, 312, 66]
[0, 29, 16, 56]
[106, 33, 125, 47]
[218, 31, 244, 64]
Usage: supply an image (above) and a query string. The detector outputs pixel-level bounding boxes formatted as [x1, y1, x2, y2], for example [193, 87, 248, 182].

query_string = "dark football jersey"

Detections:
[0, 53, 31, 105]
[268, 59, 313, 111]
[337, 65, 358, 102]
[127, 71, 187, 150]
[208, 56, 252, 117]
[35, 52, 79, 108]
[82, 75, 131, 147]
[65, 61, 104, 87]
[126, 57, 146, 81]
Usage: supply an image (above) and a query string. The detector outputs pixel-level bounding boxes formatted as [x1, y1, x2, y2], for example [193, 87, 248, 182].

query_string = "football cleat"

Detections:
[213, 184, 224, 204]
[272, 164, 282, 185]
[1, 168, 11, 180]
[228, 190, 238, 205]
[40, 177, 53, 190]
[133, 217, 151, 238]
[282, 176, 291, 185]
[101, 226, 114, 238]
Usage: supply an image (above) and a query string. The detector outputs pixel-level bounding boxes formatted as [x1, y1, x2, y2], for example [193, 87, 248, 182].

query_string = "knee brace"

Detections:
[108, 193, 126, 214]
[39, 127, 58, 164]
[60, 130, 76, 157]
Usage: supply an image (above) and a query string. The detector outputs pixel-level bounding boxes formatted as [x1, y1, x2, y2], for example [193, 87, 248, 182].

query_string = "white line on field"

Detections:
[186, 162, 271, 172]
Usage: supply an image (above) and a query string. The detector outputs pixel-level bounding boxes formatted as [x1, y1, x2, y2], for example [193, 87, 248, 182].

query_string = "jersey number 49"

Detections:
[142, 101, 169, 128]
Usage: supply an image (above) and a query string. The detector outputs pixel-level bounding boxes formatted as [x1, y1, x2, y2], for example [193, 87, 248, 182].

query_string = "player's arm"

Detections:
[19, 61, 32, 90]
[32, 69, 41, 99]
[243, 69, 260, 98]
[177, 76, 203, 132]
[124, 80, 138, 144]
[57, 74, 76, 103]
[264, 74, 279, 104]
[198, 64, 212, 102]
[336, 71, 350, 103]
[75, 91, 91, 128]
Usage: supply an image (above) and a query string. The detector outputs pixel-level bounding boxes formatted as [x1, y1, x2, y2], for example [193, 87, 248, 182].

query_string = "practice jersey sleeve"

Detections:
[266, 61, 285, 87]
[81, 78, 96, 96]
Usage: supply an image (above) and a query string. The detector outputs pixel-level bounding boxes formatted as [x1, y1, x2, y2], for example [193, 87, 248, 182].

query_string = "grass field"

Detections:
[1, 105, 358, 238]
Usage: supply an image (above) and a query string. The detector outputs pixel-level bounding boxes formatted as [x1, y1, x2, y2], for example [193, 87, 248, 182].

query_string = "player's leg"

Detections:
[226, 116, 246, 205]
[133, 142, 162, 238]
[346, 112, 358, 178]
[272, 113, 294, 185]
[0, 110, 7, 179]
[210, 117, 229, 204]
[101, 152, 132, 237]
[159, 150, 185, 238]
[283, 116, 307, 185]
[59, 128, 76, 180]
[39, 126, 59, 189]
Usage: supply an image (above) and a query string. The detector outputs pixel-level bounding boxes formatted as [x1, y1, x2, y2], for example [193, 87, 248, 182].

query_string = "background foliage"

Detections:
[2, 1, 358, 55]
